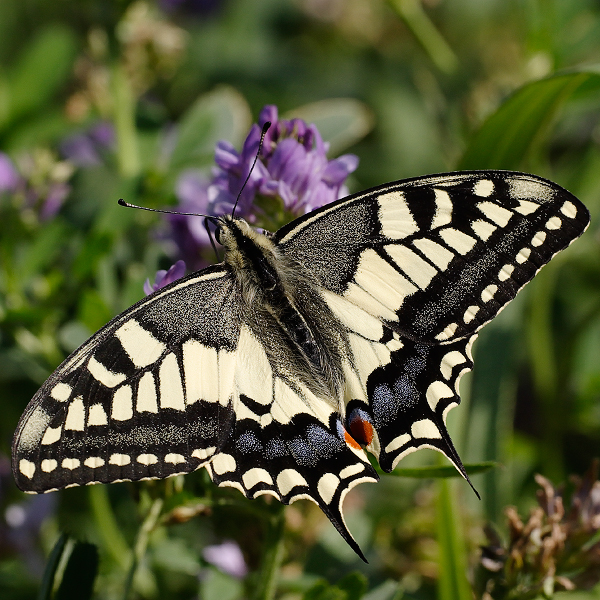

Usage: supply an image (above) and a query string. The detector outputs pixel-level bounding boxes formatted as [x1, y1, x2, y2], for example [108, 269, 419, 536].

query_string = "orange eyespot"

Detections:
[349, 417, 374, 446]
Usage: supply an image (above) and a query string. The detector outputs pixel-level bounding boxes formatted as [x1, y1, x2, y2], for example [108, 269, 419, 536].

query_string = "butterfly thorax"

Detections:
[217, 216, 349, 404]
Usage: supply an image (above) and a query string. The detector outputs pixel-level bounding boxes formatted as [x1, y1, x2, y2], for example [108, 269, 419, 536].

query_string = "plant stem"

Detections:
[251, 503, 286, 600]
[122, 497, 164, 600]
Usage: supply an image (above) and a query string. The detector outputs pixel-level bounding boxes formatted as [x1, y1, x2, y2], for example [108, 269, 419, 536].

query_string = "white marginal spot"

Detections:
[477, 201, 513, 227]
[516, 247, 531, 264]
[443, 401, 459, 424]
[561, 200, 577, 219]
[385, 433, 411, 454]
[344, 282, 398, 322]
[115, 320, 166, 368]
[218, 480, 246, 495]
[88, 403, 108, 426]
[481, 284, 498, 303]
[411, 419, 442, 439]
[471, 219, 497, 241]
[19, 459, 35, 479]
[242, 468, 274, 489]
[354, 248, 418, 312]
[212, 453, 236, 475]
[498, 264, 515, 282]
[321, 290, 383, 341]
[65, 396, 85, 431]
[165, 453, 186, 464]
[435, 322, 458, 341]
[112, 385, 133, 421]
[88, 356, 126, 388]
[159, 353, 185, 411]
[385, 244, 438, 290]
[412, 238, 454, 270]
[183, 339, 218, 405]
[514, 199, 539, 215]
[50, 382, 72, 402]
[109, 453, 131, 466]
[426, 381, 454, 411]
[431, 188, 453, 228]
[41, 459, 57, 473]
[339, 463, 365, 479]
[317, 472, 340, 505]
[137, 371, 158, 413]
[440, 351, 466, 380]
[438, 228, 477, 255]
[41, 426, 62, 445]
[235, 327, 273, 405]
[531, 231, 547, 247]
[277, 469, 308, 496]
[474, 179, 494, 197]
[546, 216, 562, 230]
[137, 454, 158, 465]
[192, 447, 216, 461]
[84, 457, 105, 468]
[377, 190, 419, 238]
[62, 458, 80, 470]
[463, 305, 480, 324]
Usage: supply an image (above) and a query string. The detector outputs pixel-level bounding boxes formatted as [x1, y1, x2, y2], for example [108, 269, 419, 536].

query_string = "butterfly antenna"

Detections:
[118, 199, 216, 220]
[231, 121, 271, 218]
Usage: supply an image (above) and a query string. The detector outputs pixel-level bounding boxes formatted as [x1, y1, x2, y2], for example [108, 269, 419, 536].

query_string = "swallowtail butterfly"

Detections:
[12, 171, 589, 560]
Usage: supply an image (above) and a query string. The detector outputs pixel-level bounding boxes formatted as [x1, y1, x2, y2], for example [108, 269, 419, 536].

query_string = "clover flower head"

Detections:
[202, 540, 248, 579]
[166, 104, 358, 274]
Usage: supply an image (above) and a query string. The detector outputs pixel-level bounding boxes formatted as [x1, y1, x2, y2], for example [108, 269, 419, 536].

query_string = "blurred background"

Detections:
[0, 1, 599, 599]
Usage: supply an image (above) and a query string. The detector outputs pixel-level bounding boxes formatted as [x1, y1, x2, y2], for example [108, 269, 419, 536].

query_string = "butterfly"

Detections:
[12, 170, 589, 561]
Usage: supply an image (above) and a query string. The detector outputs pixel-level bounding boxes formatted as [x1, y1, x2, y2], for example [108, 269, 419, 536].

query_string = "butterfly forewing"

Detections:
[276, 171, 589, 343]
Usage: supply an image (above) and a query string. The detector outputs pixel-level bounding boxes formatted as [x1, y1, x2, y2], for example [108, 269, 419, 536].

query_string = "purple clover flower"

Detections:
[202, 540, 248, 579]
[167, 104, 358, 271]
[0, 153, 21, 193]
[144, 259, 187, 295]
[60, 121, 115, 167]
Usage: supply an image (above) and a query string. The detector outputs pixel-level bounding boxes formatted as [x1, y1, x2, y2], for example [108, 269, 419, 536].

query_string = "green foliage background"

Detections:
[0, 1, 599, 599]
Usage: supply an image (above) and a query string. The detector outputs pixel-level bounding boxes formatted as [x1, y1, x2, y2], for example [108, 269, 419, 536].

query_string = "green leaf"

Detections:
[458, 69, 600, 170]
[169, 86, 251, 170]
[17, 220, 70, 283]
[285, 99, 374, 156]
[436, 479, 472, 600]
[336, 572, 368, 600]
[54, 542, 99, 600]
[37, 534, 68, 600]
[382, 461, 498, 478]
[4, 25, 77, 128]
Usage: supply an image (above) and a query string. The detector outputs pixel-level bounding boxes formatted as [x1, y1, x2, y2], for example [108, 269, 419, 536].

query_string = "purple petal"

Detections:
[145, 260, 187, 295]
[60, 135, 100, 166]
[202, 540, 248, 579]
[89, 121, 115, 148]
[322, 154, 359, 185]
[214, 140, 240, 172]
[176, 170, 210, 210]
[40, 183, 70, 220]
[0, 153, 20, 192]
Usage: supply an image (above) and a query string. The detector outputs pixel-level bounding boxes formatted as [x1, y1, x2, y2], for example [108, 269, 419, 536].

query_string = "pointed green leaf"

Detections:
[458, 69, 600, 170]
